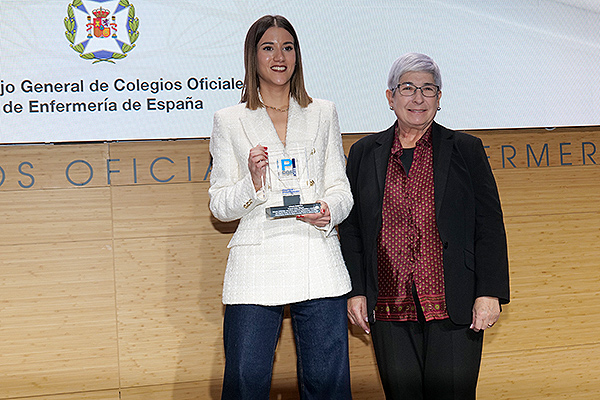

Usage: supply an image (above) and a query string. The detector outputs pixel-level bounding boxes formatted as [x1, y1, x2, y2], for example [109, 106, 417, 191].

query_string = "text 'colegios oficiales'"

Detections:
[0, 76, 243, 115]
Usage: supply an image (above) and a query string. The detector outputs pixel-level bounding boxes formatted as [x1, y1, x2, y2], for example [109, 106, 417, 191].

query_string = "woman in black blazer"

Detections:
[340, 53, 509, 399]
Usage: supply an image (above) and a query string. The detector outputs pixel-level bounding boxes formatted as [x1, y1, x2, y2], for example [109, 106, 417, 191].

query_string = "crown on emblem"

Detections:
[92, 7, 110, 18]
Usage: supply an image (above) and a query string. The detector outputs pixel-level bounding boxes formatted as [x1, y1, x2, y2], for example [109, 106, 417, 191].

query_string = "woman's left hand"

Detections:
[471, 296, 501, 332]
[297, 200, 330, 228]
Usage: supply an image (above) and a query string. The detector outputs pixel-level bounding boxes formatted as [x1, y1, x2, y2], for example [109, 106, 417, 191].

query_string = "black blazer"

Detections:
[339, 122, 510, 325]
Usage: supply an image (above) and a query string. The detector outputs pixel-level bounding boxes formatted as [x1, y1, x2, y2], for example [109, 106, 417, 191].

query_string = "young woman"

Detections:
[208, 15, 353, 400]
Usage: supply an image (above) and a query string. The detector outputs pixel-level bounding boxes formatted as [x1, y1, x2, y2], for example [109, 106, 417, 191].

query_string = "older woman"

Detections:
[209, 15, 353, 399]
[340, 53, 510, 399]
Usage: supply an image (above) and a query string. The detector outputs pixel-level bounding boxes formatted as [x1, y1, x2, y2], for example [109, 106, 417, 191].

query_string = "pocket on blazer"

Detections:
[227, 229, 262, 248]
[463, 249, 475, 272]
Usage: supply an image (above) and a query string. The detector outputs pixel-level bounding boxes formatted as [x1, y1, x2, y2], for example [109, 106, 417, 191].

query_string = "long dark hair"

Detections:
[241, 15, 312, 109]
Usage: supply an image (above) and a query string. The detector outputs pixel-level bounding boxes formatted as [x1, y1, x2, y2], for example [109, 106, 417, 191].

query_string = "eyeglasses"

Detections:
[395, 83, 440, 97]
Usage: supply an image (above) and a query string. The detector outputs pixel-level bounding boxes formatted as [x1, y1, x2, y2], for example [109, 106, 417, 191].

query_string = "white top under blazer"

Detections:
[208, 97, 353, 305]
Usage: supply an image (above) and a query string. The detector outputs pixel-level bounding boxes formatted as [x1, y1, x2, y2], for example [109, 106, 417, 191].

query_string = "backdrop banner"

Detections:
[1, 0, 599, 143]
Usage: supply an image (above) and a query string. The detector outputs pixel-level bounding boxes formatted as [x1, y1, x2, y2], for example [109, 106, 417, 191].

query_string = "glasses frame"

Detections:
[394, 83, 440, 98]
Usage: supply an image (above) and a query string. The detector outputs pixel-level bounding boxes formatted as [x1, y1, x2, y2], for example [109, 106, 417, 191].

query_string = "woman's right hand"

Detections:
[248, 145, 268, 191]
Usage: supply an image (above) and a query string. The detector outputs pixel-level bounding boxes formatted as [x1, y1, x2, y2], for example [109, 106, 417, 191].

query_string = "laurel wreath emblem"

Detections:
[64, 0, 140, 63]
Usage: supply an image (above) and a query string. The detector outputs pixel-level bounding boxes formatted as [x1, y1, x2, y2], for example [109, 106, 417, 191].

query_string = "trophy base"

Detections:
[265, 203, 321, 219]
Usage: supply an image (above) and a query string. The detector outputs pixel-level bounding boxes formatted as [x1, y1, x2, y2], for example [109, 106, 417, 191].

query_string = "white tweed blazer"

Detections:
[208, 98, 353, 305]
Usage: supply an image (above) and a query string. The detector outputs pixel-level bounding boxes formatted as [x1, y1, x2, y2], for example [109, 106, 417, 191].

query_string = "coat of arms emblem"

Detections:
[64, 0, 139, 63]
[87, 7, 117, 39]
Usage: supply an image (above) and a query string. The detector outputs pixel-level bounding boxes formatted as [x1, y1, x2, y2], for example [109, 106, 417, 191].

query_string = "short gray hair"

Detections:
[387, 53, 442, 91]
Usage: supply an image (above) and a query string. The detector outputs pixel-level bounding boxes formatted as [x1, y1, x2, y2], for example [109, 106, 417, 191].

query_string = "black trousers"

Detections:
[371, 317, 483, 400]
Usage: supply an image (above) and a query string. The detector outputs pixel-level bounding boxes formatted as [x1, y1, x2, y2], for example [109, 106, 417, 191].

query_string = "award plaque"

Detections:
[264, 145, 319, 219]
[265, 202, 321, 219]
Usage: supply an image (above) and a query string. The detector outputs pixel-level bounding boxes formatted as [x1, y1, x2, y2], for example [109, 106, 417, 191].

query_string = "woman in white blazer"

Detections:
[208, 15, 353, 399]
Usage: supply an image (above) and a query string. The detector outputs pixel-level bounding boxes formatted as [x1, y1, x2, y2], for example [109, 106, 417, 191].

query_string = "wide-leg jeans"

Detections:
[221, 296, 352, 400]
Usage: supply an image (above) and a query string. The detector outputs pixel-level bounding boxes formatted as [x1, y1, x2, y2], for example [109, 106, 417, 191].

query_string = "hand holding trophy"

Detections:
[296, 200, 330, 227]
[248, 144, 269, 191]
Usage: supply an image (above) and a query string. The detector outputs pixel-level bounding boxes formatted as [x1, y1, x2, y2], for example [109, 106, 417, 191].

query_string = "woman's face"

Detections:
[386, 71, 441, 134]
[256, 27, 296, 90]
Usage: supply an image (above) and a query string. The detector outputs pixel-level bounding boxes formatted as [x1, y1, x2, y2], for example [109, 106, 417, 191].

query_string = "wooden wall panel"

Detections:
[107, 140, 211, 186]
[476, 126, 600, 169]
[480, 212, 600, 352]
[0, 152, 117, 400]
[121, 382, 218, 400]
[0, 241, 119, 399]
[1, 126, 599, 399]
[494, 167, 600, 216]
[1, 391, 121, 400]
[503, 213, 600, 298]
[0, 187, 113, 245]
[0, 143, 109, 190]
[114, 235, 227, 388]
[478, 344, 600, 399]
[111, 183, 212, 239]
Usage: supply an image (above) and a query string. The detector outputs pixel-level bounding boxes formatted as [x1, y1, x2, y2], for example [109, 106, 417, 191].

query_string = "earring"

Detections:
[437, 107, 441, 111]
[390, 106, 394, 110]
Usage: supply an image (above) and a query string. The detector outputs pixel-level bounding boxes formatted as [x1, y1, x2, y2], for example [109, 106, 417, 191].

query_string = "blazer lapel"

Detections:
[363, 124, 394, 251]
[432, 122, 454, 218]
[374, 124, 395, 197]
[286, 98, 318, 146]
[239, 106, 276, 147]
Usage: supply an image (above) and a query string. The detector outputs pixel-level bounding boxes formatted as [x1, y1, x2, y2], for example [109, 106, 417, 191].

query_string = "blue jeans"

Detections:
[221, 296, 352, 400]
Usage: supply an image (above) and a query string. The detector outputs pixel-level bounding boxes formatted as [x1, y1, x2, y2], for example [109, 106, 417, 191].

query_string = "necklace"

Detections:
[263, 103, 289, 112]
[257, 90, 289, 112]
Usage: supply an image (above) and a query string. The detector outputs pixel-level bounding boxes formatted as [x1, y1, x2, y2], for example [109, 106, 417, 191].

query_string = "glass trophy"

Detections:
[265, 144, 321, 219]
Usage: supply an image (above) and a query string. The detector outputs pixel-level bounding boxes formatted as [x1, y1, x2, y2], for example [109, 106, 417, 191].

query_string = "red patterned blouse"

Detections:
[375, 126, 449, 322]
